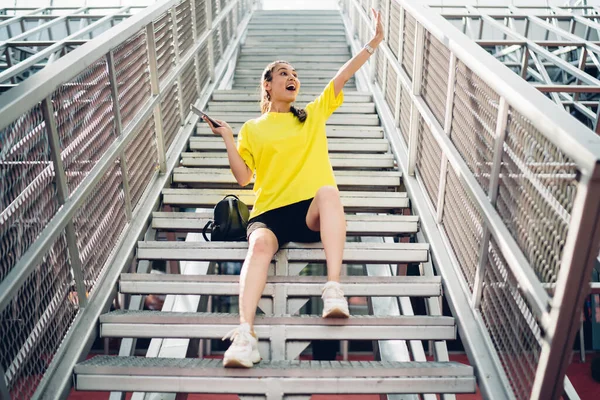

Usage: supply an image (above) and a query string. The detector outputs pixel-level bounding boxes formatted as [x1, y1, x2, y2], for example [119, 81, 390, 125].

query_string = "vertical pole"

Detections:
[171, 7, 186, 125]
[435, 54, 457, 222]
[532, 167, 600, 399]
[106, 51, 132, 220]
[472, 97, 509, 308]
[146, 22, 167, 173]
[407, 22, 425, 176]
[42, 96, 88, 308]
[206, 0, 216, 81]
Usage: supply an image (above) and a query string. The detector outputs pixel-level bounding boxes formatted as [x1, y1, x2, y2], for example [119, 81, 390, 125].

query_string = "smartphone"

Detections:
[190, 104, 222, 128]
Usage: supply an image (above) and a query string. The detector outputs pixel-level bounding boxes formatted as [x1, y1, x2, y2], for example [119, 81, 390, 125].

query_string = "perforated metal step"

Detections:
[74, 357, 476, 394]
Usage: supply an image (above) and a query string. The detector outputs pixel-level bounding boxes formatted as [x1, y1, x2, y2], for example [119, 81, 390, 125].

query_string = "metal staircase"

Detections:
[2, 1, 600, 400]
[72, 9, 476, 399]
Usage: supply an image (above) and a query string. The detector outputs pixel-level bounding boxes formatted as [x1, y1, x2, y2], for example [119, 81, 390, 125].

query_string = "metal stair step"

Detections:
[211, 90, 371, 100]
[74, 357, 476, 394]
[233, 77, 354, 84]
[238, 54, 349, 62]
[241, 47, 349, 55]
[189, 137, 389, 153]
[99, 311, 456, 340]
[190, 112, 376, 125]
[161, 188, 410, 210]
[172, 167, 401, 189]
[196, 124, 383, 138]
[233, 71, 341, 79]
[136, 241, 429, 263]
[119, 274, 441, 297]
[152, 211, 415, 235]
[243, 30, 346, 37]
[236, 61, 347, 70]
[232, 85, 357, 91]
[180, 152, 394, 169]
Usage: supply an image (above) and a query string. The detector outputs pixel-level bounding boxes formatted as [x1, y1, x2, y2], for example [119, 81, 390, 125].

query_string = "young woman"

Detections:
[204, 9, 384, 368]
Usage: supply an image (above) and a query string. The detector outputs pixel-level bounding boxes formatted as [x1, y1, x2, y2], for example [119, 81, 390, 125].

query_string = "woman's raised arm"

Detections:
[333, 8, 384, 97]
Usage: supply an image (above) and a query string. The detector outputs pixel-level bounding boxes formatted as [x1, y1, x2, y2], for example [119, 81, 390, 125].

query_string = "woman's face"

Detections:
[265, 63, 300, 103]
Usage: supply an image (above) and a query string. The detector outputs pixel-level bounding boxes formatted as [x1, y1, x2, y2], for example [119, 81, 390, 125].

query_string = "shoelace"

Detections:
[322, 285, 345, 299]
[222, 326, 252, 346]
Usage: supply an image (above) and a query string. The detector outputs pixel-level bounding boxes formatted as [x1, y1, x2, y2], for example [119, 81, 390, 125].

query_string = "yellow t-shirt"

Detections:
[236, 80, 344, 219]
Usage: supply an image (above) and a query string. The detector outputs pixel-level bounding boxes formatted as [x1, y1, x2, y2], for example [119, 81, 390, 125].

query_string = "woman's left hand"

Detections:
[371, 8, 384, 45]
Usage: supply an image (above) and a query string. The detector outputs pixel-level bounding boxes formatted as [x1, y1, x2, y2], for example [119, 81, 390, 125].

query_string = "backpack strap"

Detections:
[202, 220, 213, 242]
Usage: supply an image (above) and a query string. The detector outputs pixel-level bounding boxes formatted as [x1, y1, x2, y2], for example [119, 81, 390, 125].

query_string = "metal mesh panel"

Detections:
[154, 11, 175, 83]
[385, 63, 398, 112]
[388, 1, 401, 59]
[161, 82, 181, 151]
[113, 29, 151, 129]
[0, 231, 77, 400]
[415, 116, 442, 207]
[125, 114, 157, 210]
[495, 108, 578, 284]
[442, 166, 485, 291]
[211, 0, 218, 20]
[402, 12, 415, 79]
[181, 60, 198, 113]
[480, 237, 542, 399]
[212, 27, 222, 62]
[73, 162, 127, 292]
[176, 0, 193, 57]
[0, 105, 59, 285]
[195, 0, 207, 37]
[450, 61, 499, 195]
[399, 85, 411, 144]
[375, 50, 385, 91]
[52, 58, 117, 193]
[197, 43, 210, 89]
[220, 19, 229, 50]
[422, 31, 450, 126]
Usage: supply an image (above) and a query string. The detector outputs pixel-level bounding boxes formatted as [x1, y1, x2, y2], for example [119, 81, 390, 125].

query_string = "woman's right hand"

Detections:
[204, 117, 234, 140]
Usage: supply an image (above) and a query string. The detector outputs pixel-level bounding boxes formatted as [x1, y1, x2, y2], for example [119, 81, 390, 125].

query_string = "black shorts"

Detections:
[246, 198, 320, 247]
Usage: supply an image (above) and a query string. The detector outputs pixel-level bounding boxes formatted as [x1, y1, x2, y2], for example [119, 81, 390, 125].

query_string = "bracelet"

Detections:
[363, 43, 375, 55]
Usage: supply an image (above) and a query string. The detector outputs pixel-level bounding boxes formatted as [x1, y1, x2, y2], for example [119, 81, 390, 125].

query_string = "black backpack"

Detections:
[202, 195, 250, 242]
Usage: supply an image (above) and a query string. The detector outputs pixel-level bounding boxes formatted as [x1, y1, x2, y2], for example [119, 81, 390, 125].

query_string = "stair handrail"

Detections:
[0, 0, 256, 398]
[341, 0, 600, 399]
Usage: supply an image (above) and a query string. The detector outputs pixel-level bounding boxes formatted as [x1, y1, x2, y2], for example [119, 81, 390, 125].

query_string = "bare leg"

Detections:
[305, 186, 346, 281]
[239, 228, 278, 331]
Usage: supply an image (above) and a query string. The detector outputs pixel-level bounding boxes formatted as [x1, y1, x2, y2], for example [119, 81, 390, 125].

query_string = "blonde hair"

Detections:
[260, 60, 307, 122]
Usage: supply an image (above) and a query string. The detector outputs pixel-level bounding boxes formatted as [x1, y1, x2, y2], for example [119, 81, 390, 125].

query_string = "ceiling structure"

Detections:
[436, 3, 600, 132]
[0, 3, 149, 93]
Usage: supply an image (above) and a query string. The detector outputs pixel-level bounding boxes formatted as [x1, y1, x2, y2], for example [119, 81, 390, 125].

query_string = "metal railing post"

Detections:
[435, 54, 457, 222]
[41, 96, 88, 308]
[190, 0, 203, 98]
[170, 7, 186, 125]
[145, 22, 167, 174]
[407, 21, 425, 176]
[472, 97, 509, 308]
[106, 51, 132, 221]
[531, 167, 600, 398]
[206, 0, 216, 81]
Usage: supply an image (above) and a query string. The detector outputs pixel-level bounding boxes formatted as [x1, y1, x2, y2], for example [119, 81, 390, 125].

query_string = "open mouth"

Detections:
[286, 83, 296, 92]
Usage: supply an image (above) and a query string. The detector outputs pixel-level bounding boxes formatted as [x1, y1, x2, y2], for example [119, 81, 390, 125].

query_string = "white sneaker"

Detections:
[222, 323, 261, 368]
[322, 281, 350, 318]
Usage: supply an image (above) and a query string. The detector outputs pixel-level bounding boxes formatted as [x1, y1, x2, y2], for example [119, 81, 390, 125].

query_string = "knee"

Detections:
[248, 231, 277, 257]
[316, 185, 340, 203]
